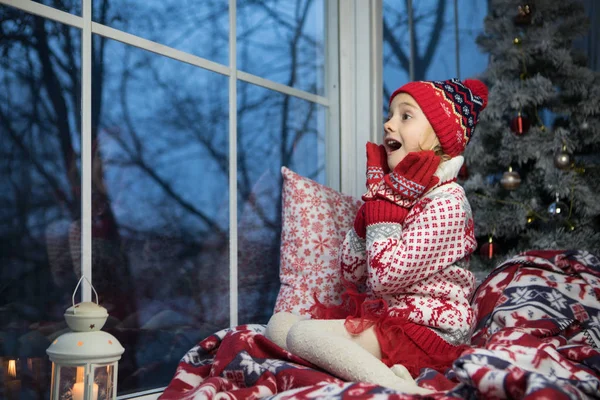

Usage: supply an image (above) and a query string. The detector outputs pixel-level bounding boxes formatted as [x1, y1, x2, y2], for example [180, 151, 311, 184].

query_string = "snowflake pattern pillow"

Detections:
[274, 167, 363, 315]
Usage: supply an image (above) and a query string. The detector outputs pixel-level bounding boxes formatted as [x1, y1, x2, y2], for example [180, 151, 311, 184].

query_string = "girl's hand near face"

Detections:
[362, 142, 390, 201]
[382, 150, 441, 201]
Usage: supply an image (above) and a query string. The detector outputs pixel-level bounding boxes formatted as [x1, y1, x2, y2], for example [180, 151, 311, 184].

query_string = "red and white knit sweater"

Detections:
[340, 156, 477, 345]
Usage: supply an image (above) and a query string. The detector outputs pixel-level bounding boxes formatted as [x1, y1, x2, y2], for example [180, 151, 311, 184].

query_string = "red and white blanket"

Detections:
[160, 250, 600, 399]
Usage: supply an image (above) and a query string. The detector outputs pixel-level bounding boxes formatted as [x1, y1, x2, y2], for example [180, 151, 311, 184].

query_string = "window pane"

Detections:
[413, 0, 457, 81]
[0, 9, 81, 399]
[32, 0, 81, 15]
[458, 0, 488, 79]
[237, 82, 327, 324]
[92, 38, 230, 395]
[92, 0, 229, 65]
[383, 0, 489, 93]
[237, 0, 326, 96]
[383, 0, 410, 102]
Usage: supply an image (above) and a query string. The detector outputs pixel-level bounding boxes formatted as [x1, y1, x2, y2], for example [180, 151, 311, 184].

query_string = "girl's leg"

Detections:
[286, 319, 433, 395]
[264, 311, 308, 350]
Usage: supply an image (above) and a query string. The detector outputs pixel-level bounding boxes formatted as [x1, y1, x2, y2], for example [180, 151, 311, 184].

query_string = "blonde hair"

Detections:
[419, 128, 452, 161]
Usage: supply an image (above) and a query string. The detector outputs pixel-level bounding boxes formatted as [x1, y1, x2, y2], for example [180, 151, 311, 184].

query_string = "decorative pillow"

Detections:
[274, 167, 363, 315]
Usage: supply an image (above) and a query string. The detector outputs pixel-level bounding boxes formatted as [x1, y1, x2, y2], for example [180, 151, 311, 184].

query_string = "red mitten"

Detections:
[353, 203, 366, 239]
[364, 200, 409, 227]
[383, 151, 441, 201]
[363, 142, 390, 201]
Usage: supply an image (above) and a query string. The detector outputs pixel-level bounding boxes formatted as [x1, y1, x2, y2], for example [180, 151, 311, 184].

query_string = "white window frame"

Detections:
[0, 0, 381, 398]
[338, 0, 383, 199]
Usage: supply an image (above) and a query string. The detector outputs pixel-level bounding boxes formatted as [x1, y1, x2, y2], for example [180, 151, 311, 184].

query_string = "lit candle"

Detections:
[71, 381, 98, 400]
[72, 367, 98, 400]
[6, 359, 21, 400]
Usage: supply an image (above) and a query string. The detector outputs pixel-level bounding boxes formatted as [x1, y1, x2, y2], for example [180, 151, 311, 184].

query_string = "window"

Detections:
[0, 0, 337, 397]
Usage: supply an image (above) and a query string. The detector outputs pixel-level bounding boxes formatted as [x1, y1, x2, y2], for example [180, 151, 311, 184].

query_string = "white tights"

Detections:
[264, 312, 433, 395]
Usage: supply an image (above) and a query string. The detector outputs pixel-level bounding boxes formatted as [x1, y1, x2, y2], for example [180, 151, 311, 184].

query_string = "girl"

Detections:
[266, 78, 488, 394]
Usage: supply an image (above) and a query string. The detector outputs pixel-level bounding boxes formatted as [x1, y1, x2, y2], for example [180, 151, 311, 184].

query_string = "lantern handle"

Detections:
[72, 275, 100, 307]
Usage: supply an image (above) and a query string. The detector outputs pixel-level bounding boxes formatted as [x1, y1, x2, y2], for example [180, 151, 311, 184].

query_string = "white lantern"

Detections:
[47, 277, 124, 400]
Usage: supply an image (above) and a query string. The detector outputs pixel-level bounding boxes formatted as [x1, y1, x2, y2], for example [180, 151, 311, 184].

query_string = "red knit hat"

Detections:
[389, 78, 488, 157]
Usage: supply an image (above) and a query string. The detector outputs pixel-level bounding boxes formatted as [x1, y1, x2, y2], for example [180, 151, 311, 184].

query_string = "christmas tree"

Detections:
[464, 0, 600, 271]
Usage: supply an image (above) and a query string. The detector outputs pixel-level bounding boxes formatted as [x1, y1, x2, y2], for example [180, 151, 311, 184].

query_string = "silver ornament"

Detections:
[548, 201, 569, 218]
[548, 193, 569, 221]
[554, 150, 571, 170]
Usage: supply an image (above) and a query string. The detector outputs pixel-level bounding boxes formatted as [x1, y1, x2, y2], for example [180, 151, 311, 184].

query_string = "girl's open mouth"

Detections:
[385, 138, 402, 153]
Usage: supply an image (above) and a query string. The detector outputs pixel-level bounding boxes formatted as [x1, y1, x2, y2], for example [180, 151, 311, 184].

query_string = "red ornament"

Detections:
[479, 237, 499, 259]
[458, 163, 469, 180]
[510, 112, 530, 135]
